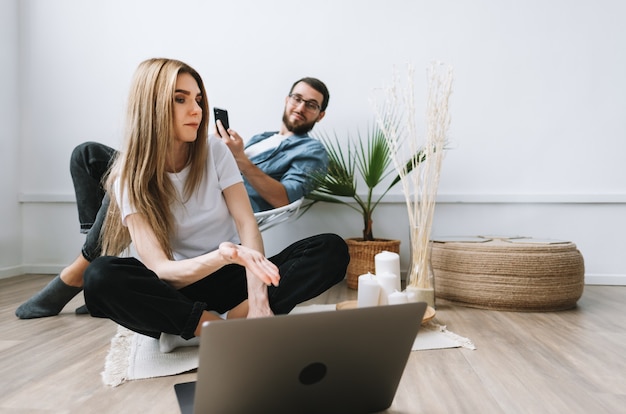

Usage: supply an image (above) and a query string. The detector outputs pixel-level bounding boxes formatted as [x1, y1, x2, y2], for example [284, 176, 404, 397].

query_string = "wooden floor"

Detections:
[1, 274, 625, 413]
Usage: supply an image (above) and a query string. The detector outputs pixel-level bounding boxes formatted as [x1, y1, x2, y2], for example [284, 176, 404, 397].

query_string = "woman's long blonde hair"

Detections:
[101, 58, 209, 258]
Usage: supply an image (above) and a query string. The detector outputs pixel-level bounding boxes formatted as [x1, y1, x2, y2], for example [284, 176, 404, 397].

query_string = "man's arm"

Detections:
[217, 123, 290, 208]
[236, 161, 290, 208]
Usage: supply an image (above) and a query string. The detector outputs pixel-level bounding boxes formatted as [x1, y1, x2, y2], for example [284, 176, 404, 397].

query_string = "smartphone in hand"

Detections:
[214, 107, 230, 131]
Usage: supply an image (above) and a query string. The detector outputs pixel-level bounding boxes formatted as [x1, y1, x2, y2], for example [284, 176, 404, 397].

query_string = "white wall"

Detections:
[0, 0, 22, 277]
[7, 0, 626, 283]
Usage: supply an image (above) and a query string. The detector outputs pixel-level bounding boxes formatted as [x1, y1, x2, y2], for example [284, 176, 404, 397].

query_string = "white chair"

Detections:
[254, 197, 304, 232]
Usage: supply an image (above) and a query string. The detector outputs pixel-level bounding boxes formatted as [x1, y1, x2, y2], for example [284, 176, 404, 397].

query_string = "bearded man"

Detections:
[217, 77, 330, 212]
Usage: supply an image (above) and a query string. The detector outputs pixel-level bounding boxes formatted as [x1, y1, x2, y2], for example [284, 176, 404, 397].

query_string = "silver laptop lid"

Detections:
[191, 302, 426, 414]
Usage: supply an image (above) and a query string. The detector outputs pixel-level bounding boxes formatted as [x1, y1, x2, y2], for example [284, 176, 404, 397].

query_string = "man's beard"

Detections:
[283, 111, 316, 136]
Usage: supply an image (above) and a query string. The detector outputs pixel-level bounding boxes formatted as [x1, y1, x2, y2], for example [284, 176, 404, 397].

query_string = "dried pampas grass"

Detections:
[372, 62, 453, 298]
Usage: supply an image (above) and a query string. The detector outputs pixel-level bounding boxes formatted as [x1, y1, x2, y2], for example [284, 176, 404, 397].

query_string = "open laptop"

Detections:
[174, 301, 427, 414]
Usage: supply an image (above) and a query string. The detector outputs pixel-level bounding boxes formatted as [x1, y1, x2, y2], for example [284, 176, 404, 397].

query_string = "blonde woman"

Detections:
[83, 58, 348, 352]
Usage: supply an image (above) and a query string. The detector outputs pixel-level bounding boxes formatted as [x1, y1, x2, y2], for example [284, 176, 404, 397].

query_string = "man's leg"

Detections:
[73, 194, 110, 314]
[16, 143, 114, 319]
[16, 193, 110, 318]
[15, 255, 89, 319]
[70, 141, 117, 233]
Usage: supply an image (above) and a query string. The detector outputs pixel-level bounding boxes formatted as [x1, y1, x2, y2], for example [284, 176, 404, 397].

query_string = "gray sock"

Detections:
[15, 275, 83, 319]
[75, 304, 89, 315]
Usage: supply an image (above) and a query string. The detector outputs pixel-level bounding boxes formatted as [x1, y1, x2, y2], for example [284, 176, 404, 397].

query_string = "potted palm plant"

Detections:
[306, 121, 424, 289]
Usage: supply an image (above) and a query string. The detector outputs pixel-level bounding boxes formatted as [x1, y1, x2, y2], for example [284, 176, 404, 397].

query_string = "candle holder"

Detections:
[406, 233, 435, 308]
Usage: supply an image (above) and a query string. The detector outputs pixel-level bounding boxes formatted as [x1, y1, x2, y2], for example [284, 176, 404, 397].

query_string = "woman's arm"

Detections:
[222, 182, 278, 317]
[125, 214, 226, 288]
[126, 183, 279, 292]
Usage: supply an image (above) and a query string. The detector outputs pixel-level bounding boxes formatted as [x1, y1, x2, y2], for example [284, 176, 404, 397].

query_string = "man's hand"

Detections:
[216, 121, 246, 160]
[219, 242, 280, 287]
[217, 121, 290, 208]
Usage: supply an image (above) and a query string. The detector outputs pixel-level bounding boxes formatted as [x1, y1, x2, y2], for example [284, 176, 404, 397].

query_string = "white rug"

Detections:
[102, 304, 475, 387]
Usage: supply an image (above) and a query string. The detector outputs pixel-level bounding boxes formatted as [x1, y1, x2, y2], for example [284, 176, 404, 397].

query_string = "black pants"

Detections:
[70, 141, 117, 234]
[69, 141, 117, 261]
[84, 233, 349, 339]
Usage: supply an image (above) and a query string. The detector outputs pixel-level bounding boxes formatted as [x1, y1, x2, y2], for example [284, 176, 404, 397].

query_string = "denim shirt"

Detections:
[244, 131, 329, 212]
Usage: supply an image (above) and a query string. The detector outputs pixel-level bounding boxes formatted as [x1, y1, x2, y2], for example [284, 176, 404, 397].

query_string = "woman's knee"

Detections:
[326, 233, 347, 249]
[84, 256, 111, 290]
[84, 256, 136, 293]
[321, 233, 349, 263]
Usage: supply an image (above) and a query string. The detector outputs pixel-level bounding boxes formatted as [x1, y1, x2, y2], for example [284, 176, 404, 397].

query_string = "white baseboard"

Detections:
[0, 265, 61, 279]
[584, 274, 626, 286]
[20, 265, 63, 275]
[0, 265, 25, 279]
[3, 266, 626, 286]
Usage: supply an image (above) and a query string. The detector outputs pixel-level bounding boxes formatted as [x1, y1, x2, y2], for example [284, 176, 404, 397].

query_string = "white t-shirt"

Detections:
[115, 137, 243, 260]
[244, 133, 287, 158]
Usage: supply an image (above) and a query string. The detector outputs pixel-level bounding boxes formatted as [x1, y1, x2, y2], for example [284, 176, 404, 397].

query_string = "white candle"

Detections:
[375, 251, 401, 291]
[377, 272, 397, 305]
[405, 289, 418, 303]
[387, 291, 409, 305]
[357, 273, 380, 308]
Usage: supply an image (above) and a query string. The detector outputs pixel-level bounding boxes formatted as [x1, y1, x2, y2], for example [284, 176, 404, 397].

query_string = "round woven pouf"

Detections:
[430, 237, 585, 311]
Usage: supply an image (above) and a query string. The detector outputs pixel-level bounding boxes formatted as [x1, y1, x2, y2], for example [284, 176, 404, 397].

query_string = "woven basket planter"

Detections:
[345, 238, 400, 289]
[431, 237, 585, 311]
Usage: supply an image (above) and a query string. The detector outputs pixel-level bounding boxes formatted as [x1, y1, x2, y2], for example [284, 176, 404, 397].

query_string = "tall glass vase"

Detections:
[406, 226, 436, 308]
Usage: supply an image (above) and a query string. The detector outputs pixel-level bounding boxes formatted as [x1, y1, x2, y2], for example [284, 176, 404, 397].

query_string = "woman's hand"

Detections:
[219, 242, 280, 287]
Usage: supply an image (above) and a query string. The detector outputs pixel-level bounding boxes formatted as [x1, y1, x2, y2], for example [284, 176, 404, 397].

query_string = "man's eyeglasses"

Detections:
[288, 94, 321, 113]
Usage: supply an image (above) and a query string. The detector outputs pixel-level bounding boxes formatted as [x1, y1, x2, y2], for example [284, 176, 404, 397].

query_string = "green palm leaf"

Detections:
[307, 120, 427, 240]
